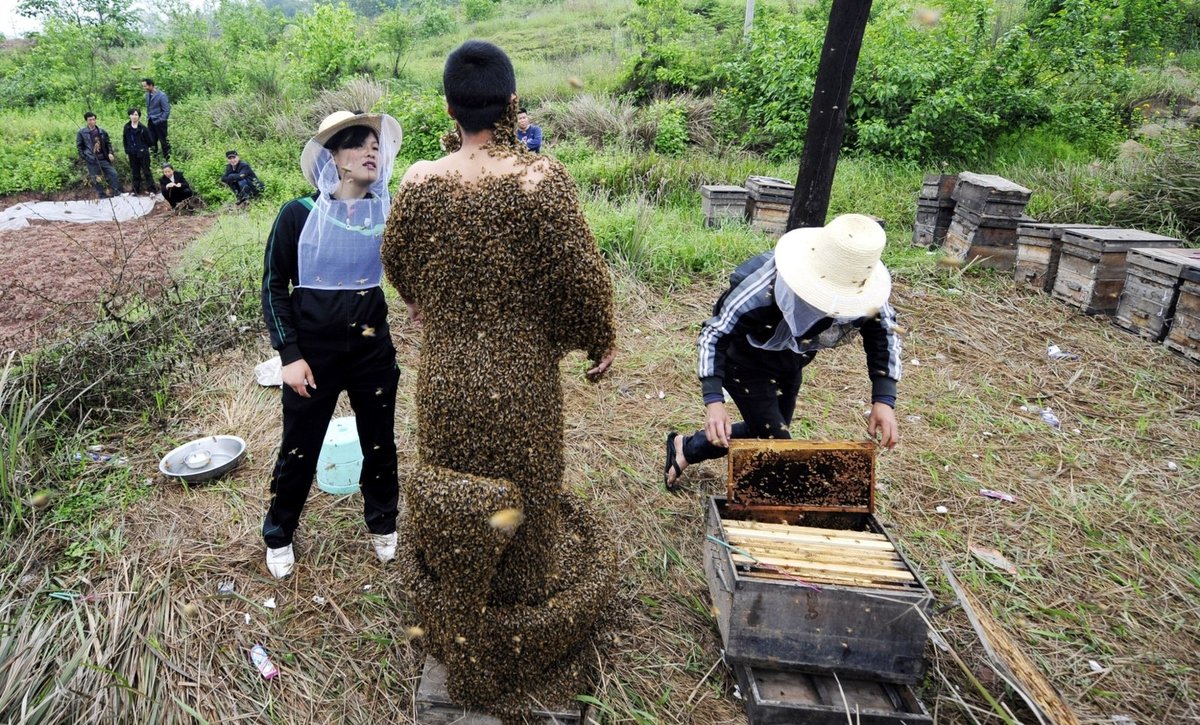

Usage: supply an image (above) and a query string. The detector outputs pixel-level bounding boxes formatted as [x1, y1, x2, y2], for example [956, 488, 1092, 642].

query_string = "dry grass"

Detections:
[2, 262, 1199, 723]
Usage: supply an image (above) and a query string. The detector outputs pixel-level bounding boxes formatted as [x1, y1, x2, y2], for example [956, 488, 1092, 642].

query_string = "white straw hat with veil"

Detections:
[295, 111, 403, 292]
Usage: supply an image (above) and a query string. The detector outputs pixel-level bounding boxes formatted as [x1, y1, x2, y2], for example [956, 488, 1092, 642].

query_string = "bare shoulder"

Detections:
[518, 155, 559, 191]
[399, 160, 439, 187]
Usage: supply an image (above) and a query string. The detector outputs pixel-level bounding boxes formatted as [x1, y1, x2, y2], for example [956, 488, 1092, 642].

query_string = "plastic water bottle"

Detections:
[1039, 408, 1061, 429]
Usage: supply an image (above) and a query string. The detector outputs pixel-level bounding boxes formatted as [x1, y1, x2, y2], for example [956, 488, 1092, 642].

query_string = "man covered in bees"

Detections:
[381, 40, 618, 718]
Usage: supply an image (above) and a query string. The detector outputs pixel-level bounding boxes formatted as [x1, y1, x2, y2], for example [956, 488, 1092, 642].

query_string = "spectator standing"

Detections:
[122, 108, 156, 195]
[159, 163, 196, 210]
[221, 150, 265, 204]
[75, 111, 122, 199]
[142, 78, 171, 159]
[516, 107, 542, 152]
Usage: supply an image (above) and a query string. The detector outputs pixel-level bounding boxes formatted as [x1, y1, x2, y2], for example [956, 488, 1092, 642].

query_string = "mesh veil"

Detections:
[296, 121, 399, 290]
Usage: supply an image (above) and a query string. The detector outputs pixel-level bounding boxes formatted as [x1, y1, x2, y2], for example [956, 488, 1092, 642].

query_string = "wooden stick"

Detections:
[731, 553, 916, 582]
[721, 526, 896, 551]
[728, 539, 907, 569]
[722, 519, 889, 540]
[742, 569, 913, 590]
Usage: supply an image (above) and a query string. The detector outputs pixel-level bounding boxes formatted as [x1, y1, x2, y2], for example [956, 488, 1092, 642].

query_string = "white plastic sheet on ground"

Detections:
[0, 194, 159, 231]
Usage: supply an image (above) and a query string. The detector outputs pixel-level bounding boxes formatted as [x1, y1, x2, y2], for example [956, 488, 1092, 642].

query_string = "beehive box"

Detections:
[745, 176, 795, 236]
[1053, 228, 1181, 314]
[701, 184, 748, 228]
[1164, 266, 1200, 364]
[1114, 247, 1200, 341]
[1014, 223, 1106, 292]
[919, 173, 957, 203]
[951, 172, 1032, 207]
[414, 657, 583, 724]
[705, 440, 932, 684]
[912, 199, 954, 248]
[734, 664, 932, 725]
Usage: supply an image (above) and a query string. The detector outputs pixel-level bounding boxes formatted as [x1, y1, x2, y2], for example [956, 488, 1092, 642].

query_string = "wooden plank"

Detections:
[731, 553, 916, 582]
[741, 569, 914, 591]
[415, 657, 583, 724]
[729, 540, 906, 569]
[724, 528, 895, 552]
[722, 525, 895, 551]
[723, 519, 889, 540]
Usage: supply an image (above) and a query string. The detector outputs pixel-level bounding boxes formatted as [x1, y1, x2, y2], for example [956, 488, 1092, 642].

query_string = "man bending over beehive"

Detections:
[380, 40, 618, 720]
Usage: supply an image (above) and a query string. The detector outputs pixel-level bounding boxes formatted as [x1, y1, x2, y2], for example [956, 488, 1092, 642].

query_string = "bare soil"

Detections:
[0, 200, 214, 349]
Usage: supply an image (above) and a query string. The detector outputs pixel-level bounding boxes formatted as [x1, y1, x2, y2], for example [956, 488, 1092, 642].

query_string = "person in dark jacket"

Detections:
[663, 213, 902, 491]
[221, 150, 265, 204]
[122, 108, 156, 195]
[516, 107, 542, 152]
[260, 110, 404, 579]
[75, 111, 122, 199]
[159, 163, 195, 209]
[142, 78, 171, 159]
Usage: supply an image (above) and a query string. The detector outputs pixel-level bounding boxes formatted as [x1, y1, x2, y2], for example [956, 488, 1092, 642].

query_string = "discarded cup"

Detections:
[1039, 408, 1061, 429]
[217, 581, 235, 597]
[249, 644, 280, 680]
[1047, 344, 1080, 361]
[979, 489, 1016, 503]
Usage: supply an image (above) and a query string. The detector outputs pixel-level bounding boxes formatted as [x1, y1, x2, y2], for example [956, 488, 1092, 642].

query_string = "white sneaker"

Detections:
[371, 532, 397, 563]
[266, 544, 294, 579]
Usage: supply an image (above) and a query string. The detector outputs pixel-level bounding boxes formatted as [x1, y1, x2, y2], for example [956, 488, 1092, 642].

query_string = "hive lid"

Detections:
[1061, 227, 1180, 251]
[745, 176, 795, 200]
[954, 172, 1032, 198]
[1127, 246, 1200, 273]
[727, 439, 875, 513]
[701, 184, 748, 198]
[1016, 223, 1106, 240]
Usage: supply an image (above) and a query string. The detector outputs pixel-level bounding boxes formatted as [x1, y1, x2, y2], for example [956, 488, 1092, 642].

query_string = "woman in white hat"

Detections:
[664, 213, 903, 491]
[260, 110, 404, 577]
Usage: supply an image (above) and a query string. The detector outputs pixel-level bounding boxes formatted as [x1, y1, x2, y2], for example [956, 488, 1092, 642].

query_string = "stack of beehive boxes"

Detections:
[943, 172, 1032, 271]
[1052, 228, 1180, 315]
[705, 440, 933, 724]
[745, 176, 795, 236]
[912, 173, 956, 247]
[700, 184, 748, 228]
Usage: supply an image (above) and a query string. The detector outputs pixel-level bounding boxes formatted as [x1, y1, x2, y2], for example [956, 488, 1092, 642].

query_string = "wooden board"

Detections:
[1164, 279, 1200, 363]
[735, 663, 933, 724]
[414, 657, 584, 725]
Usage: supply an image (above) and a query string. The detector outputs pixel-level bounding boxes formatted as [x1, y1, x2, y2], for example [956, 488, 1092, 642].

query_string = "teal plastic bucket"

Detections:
[316, 416, 362, 495]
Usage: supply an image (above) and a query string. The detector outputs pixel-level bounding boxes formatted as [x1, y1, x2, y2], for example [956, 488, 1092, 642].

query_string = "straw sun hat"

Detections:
[773, 213, 891, 318]
[300, 111, 403, 187]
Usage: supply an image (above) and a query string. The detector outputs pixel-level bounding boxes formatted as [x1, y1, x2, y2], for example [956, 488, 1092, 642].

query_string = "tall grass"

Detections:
[0, 354, 54, 536]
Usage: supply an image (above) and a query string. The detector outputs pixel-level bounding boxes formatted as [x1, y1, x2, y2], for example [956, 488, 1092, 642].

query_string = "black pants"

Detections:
[127, 153, 155, 194]
[85, 159, 121, 198]
[149, 119, 170, 159]
[262, 341, 400, 548]
[681, 362, 804, 464]
[164, 187, 194, 209]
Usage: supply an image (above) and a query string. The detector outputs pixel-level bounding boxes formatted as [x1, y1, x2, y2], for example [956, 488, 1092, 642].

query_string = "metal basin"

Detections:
[159, 435, 246, 483]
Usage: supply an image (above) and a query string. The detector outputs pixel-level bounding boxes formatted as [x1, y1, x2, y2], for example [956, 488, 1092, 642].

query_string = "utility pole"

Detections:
[743, 0, 756, 41]
[785, 0, 873, 232]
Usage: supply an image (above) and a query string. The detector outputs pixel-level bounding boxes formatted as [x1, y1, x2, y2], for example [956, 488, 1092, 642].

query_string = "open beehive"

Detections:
[706, 440, 932, 686]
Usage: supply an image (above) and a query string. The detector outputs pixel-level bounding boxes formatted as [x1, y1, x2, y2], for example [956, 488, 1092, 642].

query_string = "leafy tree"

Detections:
[463, 0, 500, 23]
[376, 8, 414, 77]
[152, 10, 231, 99]
[286, 2, 372, 89]
[414, 0, 455, 38]
[16, 0, 138, 47]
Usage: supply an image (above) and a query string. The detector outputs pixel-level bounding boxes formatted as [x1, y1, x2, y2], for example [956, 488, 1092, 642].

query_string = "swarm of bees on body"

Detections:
[381, 100, 619, 721]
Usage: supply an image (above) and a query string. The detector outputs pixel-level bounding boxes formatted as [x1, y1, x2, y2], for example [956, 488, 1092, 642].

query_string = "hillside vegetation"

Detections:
[2, 0, 1200, 723]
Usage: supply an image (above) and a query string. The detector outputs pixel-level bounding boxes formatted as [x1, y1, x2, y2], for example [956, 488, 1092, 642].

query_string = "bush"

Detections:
[651, 100, 688, 155]
[379, 89, 451, 162]
[286, 3, 373, 89]
[464, 0, 500, 23]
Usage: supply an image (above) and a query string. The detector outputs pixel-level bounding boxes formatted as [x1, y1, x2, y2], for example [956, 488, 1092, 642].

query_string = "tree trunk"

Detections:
[786, 0, 873, 232]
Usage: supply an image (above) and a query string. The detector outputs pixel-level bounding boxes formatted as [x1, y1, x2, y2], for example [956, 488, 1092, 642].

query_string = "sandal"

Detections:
[664, 432, 684, 492]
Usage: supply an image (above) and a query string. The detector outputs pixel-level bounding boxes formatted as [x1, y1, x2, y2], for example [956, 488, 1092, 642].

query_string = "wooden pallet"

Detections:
[414, 657, 584, 725]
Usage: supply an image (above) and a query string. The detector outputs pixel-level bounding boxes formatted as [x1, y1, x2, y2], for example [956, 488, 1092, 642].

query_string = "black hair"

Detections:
[324, 124, 378, 153]
[143, 78, 154, 86]
[519, 108, 528, 114]
[443, 40, 515, 133]
[162, 163, 173, 170]
[83, 111, 96, 120]
[127, 107, 140, 116]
